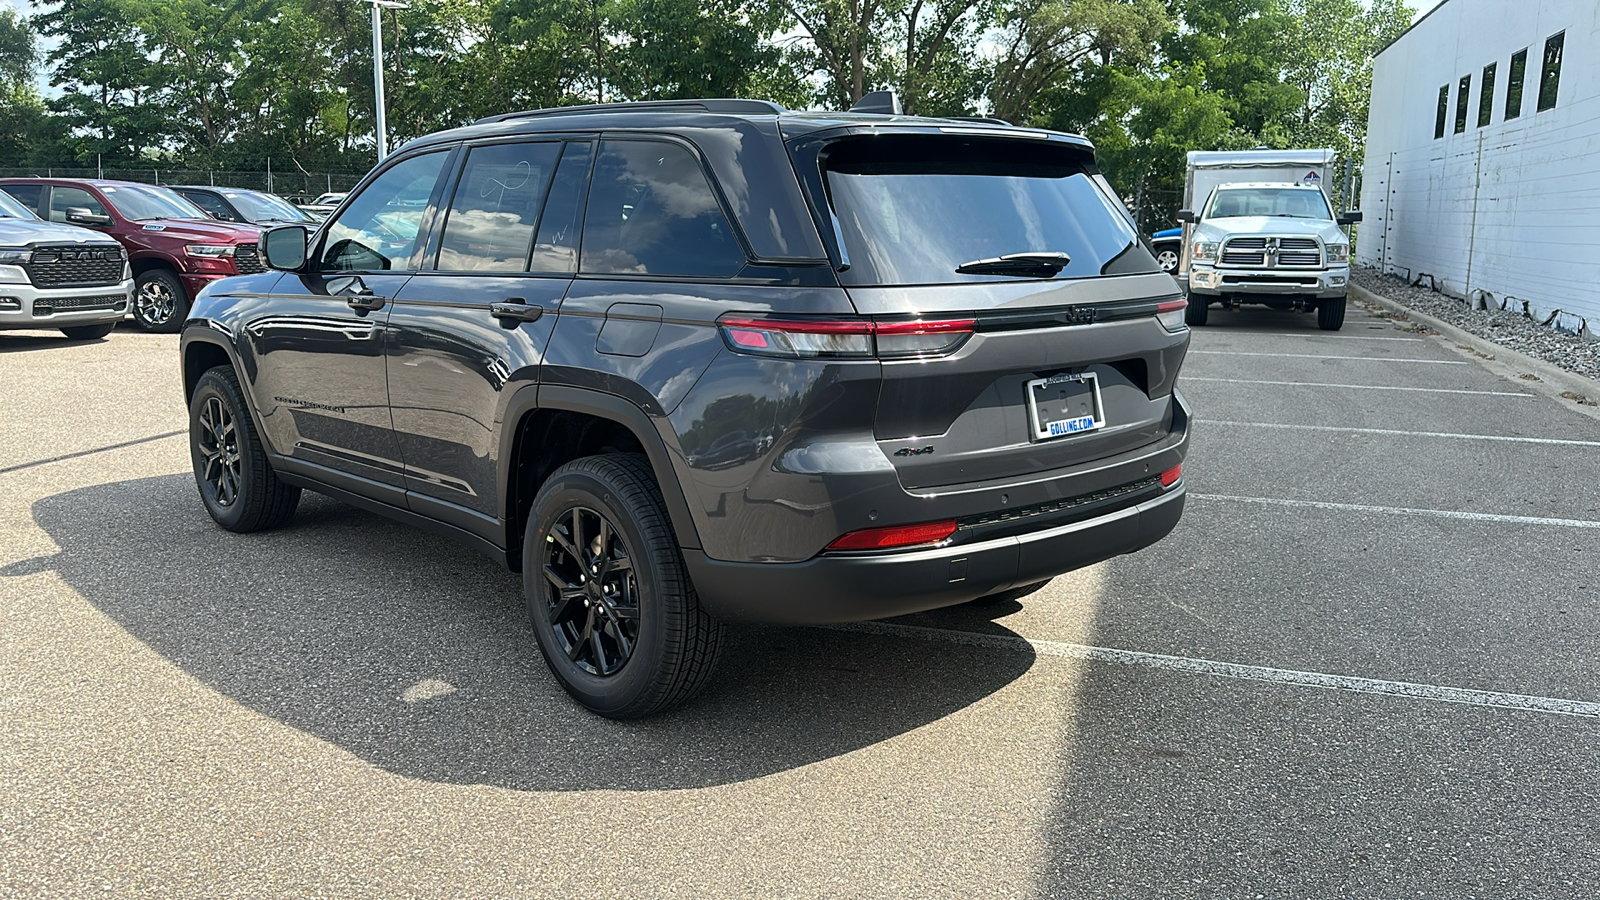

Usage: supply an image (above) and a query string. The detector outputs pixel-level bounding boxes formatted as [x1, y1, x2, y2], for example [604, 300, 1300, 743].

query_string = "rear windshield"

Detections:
[821, 135, 1152, 286]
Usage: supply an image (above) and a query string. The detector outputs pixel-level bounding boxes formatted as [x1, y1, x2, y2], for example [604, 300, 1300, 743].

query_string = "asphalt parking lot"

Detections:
[4, 302, 1599, 898]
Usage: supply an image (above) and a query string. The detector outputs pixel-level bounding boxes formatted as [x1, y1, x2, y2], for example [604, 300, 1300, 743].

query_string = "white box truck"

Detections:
[1176, 149, 1362, 330]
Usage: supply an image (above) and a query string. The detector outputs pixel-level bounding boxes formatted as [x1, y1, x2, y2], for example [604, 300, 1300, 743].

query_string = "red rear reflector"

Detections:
[826, 520, 958, 551]
[1156, 300, 1188, 313]
[1160, 464, 1182, 487]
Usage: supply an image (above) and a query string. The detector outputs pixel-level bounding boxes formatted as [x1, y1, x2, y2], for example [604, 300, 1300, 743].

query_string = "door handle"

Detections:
[490, 299, 544, 327]
[346, 293, 387, 312]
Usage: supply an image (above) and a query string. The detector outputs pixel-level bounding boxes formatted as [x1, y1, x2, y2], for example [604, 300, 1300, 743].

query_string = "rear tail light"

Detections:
[719, 316, 975, 359]
[1155, 299, 1188, 332]
[826, 519, 958, 551]
[1160, 464, 1182, 488]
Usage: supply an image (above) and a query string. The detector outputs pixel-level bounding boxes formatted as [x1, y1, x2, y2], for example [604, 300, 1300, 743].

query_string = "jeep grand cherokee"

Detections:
[178, 97, 1192, 717]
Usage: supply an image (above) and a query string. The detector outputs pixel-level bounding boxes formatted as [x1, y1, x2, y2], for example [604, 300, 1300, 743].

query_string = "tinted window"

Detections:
[1435, 85, 1449, 138]
[0, 188, 36, 219]
[182, 190, 238, 221]
[2, 184, 43, 214]
[436, 141, 560, 272]
[580, 139, 744, 277]
[1506, 48, 1528, 119]
[321, 152, 447, 272]
[1478, 63, 1496, 127]
[1455, 74, 1470, 134]
[49, 186, 110, 223]
[1538, 31, 1563, 112]
[531, 142, 592, 275]
[823, 135, 1146, 286]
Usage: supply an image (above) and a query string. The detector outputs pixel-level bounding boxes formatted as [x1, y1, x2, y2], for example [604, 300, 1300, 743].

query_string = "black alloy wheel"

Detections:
[542, 506, 641, 677]
[188, 366, 301, 532]
[525, 454, 723, 718]
[196, 392, 243, 509]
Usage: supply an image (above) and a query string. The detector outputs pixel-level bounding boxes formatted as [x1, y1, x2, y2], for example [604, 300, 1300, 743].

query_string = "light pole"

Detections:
[367, 0, 408, 161]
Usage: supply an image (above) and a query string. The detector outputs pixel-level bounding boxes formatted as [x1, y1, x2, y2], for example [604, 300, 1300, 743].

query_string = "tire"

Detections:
[1154, 247, 1179, 273]
[1317, 294, 1347, 331]
[133, 268, 190, 333]
[1184, 297, 1209, 326]
[59, 322, 116, 340]
[524, 453, 723, 718]
[969, 579, 1052, 607]
[188, 366, 300, 532]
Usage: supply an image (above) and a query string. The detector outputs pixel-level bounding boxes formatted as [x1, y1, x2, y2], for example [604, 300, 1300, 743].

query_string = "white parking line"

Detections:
[1250, 334, 1425, 342]
[1190, 351, 1467, 364]
[1207, 420, 1600, 447]
[829, 621, 1600, 720]
[1192, 493, 1600, 530]
[1182, 377, 1532, 398]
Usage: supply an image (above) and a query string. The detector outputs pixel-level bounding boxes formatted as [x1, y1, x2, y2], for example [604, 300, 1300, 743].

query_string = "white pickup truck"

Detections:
[1176, 149, 1362, 331]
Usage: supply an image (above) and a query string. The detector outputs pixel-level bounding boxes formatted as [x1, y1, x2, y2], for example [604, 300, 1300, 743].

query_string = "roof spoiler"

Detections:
[849, 91, 903, 115]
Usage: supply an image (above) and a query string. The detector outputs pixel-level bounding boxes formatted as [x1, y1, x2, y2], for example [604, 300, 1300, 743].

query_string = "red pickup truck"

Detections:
[0, 178, 263, 332]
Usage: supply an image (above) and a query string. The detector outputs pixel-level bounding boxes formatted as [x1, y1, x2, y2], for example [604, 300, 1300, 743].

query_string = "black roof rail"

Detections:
[475, 98, 787, 125]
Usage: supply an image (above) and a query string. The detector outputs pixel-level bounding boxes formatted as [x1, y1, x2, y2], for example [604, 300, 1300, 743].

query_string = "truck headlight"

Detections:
[185, 244, 236, 258]
[1325, 243, 1349, 262]
[0, 249, 28, 284]
[1192, 241, 1219, 262]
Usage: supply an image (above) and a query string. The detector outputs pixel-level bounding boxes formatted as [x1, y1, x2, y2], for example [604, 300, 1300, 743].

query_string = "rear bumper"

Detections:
[686, 483, 1185, 624]
[1188, 265, 1348, 299]
[0, 279, 133, 329]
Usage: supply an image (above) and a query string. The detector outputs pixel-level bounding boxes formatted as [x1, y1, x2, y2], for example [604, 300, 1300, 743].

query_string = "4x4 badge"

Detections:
[894, 446, 935, 457]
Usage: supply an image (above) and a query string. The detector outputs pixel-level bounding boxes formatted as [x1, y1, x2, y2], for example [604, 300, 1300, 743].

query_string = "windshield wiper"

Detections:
[956, 251, 1071, 276]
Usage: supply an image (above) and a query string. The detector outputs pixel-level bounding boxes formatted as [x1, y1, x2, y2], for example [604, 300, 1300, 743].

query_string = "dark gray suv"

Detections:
[179, 97, 1192, 717]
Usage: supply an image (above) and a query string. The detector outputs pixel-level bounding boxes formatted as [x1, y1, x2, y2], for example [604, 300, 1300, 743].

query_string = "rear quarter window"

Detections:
[822, 135, 1152, 286]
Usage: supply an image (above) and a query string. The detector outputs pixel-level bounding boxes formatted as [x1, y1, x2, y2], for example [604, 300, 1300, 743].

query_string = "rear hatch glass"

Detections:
[805, 132, 1183, 489]
[822, 134, 1156, 286]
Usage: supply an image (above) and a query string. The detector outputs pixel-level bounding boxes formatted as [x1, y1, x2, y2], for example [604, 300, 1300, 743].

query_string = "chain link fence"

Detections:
[0, 167, 368, 203]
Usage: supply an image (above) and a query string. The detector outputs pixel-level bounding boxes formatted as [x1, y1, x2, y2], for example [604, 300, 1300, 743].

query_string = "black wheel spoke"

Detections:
[542, 504, 641, 678]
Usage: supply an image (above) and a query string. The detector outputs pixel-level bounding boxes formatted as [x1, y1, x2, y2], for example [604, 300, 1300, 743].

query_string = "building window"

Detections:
[1478, 62, 1496, 127]
[1506, 48, 1527, 119]
[1455, 74, 1471, 133]
[1538, 31, 1564, 112]
[1435, 85, 1449, 138]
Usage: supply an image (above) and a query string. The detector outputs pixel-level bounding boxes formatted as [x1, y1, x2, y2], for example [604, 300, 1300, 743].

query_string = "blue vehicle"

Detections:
[1149, 227, 1181, 274]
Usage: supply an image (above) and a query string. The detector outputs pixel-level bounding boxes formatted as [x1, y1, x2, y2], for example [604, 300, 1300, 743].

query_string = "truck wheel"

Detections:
[1185, 298, 1209, 326]
[133, 268, 190, 333]
[60, 322, 116, 340]
[189, 366, 301, 532]
[524, 453, 724, 718]
[1317, 295, 1347, 331]
[1155, 248, 1179, 273]
[969, 579, 1052, 606]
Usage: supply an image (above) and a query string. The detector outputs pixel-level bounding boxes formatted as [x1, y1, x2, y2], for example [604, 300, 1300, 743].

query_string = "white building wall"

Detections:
[1359, 0, 1600, 334]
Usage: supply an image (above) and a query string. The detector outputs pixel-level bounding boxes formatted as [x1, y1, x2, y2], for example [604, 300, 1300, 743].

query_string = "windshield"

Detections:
[823, 136, 1151, 285]
[0, 190, 35, 219]
[1204, 187, 1331, 219]
[225, 190, 311, 222]
[101, 184, 209, 221]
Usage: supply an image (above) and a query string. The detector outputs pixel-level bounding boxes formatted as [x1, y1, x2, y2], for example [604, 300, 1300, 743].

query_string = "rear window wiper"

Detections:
[955, 251, 1071, 276]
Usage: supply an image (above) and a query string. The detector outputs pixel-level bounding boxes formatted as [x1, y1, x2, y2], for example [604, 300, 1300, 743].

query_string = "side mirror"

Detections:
[1337, 210, 1364, 226]
[262, 225, 309, 271]
[1176, 209, 1196, 224]
[65, 207, 113, 227]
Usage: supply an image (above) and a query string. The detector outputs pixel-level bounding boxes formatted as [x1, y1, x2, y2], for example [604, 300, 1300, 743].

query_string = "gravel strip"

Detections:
[1352, 266, 1600, 382]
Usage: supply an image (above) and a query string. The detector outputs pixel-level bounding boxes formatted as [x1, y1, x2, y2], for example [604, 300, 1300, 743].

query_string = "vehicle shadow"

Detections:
[7, 474, 1035, 792]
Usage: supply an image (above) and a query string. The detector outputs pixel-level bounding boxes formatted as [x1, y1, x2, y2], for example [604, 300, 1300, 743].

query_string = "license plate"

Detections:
[1026, 372, 1104, 440]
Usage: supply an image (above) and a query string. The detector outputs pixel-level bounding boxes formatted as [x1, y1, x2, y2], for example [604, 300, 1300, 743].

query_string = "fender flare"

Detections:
[499, 383, 703, 551]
